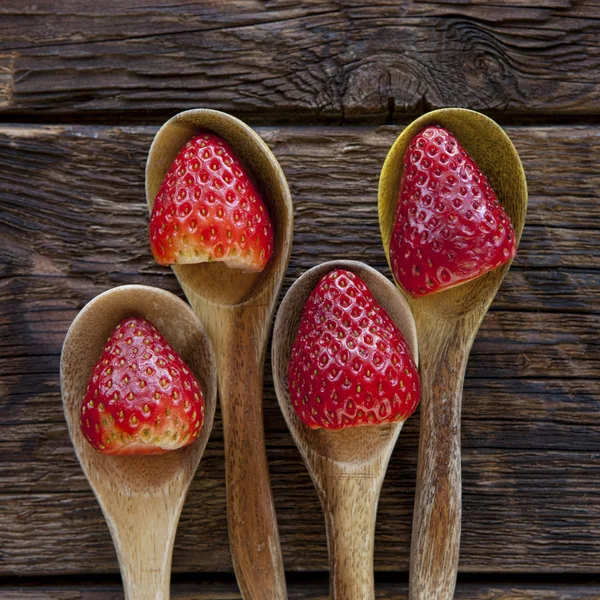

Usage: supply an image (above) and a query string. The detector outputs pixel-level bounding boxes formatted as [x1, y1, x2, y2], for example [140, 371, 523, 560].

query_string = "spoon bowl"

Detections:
[272, 260, 418, 600]
[61, 284, 217, 600]
[379, 108, 527, 318]
[146, 109, 293, 599]
[146, 109, 290, 308]
[378, 108, 527, 599]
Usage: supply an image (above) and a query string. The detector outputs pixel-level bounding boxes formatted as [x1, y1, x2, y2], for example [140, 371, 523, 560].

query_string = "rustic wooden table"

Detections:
[1, 2, 599, 598]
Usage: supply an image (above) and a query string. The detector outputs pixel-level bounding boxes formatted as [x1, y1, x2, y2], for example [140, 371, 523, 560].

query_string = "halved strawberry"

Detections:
[80, 317, 204, 455]
[389, 125, 517, 297]
[288, 269, 420, 430]
[149, 132, 274, 272]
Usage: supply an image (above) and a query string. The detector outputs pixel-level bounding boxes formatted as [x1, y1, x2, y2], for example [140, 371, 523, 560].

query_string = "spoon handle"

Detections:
[409, 322, 473, 600]
[109, 500, 174, 600]
[317, 466, 383, 600]
[218, 319, 287, 600]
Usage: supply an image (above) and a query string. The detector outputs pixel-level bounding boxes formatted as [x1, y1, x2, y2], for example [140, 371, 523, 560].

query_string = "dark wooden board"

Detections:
[0, 124, 599, 576]
[1, 439, 600, 574]
[2, 579, 600, 599]
[1, 1, 600, 120]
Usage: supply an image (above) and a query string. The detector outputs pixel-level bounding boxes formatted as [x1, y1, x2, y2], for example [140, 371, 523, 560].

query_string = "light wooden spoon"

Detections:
[146, 109, 293, 600]
[60, 284, 217, 600]
[378, 108, 528, 600]
[272, 260, 419, 600]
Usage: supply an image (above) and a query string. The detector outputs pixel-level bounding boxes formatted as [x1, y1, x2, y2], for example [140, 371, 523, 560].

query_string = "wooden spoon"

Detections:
[146, 109, 293, 600]
[272, 260, 419, 600]
[60, 284, 217, 600]
[378, 108, 528, 599]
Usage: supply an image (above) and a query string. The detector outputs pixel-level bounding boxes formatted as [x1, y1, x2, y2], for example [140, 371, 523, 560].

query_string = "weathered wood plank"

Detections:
[2, 580, 600, 599]
[3, 375, 599, 449]
[0, 1, 599, 118]
[1, 442, 600, 575]
[1, 396, 599, 575]
[2, 377, 599, 493]
[1, 302, 598, 377]
[0, 124, 599, 278]
[0, 123, 599, 575]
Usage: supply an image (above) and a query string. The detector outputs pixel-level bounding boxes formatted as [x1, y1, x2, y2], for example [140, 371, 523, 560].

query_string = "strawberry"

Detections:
[288, 269, 420, 430]
[389, 125, 517, 297]
[80, 317, 204, 455]
[149, 132, 274, 272]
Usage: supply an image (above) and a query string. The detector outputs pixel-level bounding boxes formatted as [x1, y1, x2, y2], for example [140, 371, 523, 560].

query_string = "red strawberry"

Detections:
[149, 132, 274, 272]
[288, 269, 420, 430]
[389, 125, 517, 297]
[80, 317, 204, 455]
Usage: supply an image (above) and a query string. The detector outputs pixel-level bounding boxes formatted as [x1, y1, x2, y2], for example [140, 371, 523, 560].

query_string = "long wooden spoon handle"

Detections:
[318, 467, 382, 600]
[409, 324, 472, 600]
[219, 319, 287, 600]
[120, 559, 170, 600]
[111, 505, 174, 600]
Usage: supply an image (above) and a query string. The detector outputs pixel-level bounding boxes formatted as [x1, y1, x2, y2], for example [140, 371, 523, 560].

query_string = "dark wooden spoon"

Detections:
[61, 285, 217, 600]
[378, 108, 527, 599]
[146, 109, 293, 599]
[272, 260, 419, 600]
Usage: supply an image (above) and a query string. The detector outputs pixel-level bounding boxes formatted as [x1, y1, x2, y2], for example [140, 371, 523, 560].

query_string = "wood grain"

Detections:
[0, 123, 599, 576]
[2, 580, 600, 600]
[3, 444, 599, 574]
[0, 1, 599, 119]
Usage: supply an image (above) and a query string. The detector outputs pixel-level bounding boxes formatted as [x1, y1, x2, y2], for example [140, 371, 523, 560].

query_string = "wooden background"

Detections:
[1, 1, 599, 598]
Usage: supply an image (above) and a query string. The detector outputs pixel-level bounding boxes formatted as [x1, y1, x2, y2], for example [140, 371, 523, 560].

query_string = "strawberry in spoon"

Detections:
[149, 132, 274, 272]
[288, 269, 420, 430]
[389, 125, 517, 297]
[81, 316, 205, 455]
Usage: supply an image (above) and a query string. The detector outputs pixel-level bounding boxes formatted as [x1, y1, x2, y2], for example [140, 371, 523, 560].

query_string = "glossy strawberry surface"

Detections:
[149, 132, 274, 272]
[80, 317, 204, 455]
[390, 125, 517, 297]
[288, 269, 420, 430]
